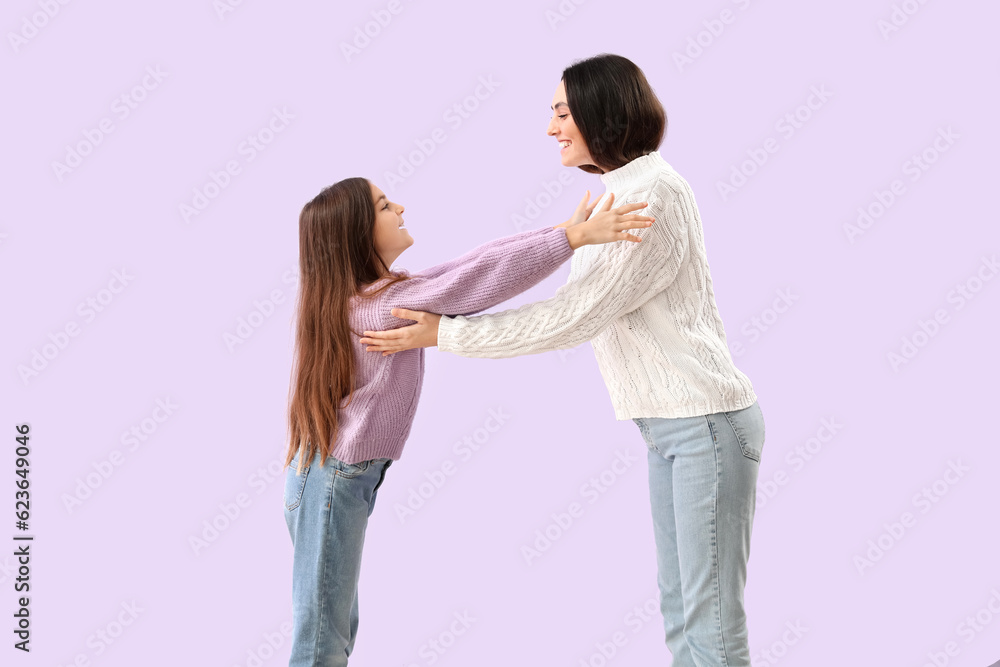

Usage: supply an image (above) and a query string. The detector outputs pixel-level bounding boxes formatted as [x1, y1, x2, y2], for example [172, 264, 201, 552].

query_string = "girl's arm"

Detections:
[401, 188, 603, 281]
[434, 178, 688, 357]
[377, 195, 652, 320]
[380, 225, 574, 319]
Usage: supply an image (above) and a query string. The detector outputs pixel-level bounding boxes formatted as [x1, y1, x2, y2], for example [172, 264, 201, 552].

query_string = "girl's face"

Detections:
[370, 182, 412, 268]
[547, 79, 595, 169]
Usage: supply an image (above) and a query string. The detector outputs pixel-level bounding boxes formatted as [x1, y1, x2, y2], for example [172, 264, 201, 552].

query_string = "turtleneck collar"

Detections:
[599, 151, 668, 191]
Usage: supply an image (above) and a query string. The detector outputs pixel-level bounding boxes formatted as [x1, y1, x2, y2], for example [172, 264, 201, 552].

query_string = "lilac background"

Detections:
[3, 0, 999, 665]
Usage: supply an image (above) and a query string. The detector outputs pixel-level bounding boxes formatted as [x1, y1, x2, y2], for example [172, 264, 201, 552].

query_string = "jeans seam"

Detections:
[707, 416, 730, 666]
[313, 470, 338, 665]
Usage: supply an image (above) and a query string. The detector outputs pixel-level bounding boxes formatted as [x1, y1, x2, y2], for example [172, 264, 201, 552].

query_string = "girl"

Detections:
[359, 54, 766, 667]
[282, 175, 653, 667]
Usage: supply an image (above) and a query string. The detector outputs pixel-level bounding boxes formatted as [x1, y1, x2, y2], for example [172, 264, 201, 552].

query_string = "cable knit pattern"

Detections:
[329, 225, 572, 464]
[436, 151, 757, 420]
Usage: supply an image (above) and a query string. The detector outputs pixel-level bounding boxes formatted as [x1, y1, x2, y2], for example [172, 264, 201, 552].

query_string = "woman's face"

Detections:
[370, 182, 412, 267]
[547, 79, 595, 169]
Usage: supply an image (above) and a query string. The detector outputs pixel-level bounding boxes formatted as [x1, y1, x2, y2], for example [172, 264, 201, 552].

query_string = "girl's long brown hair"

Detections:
[285, 177, 409, 474]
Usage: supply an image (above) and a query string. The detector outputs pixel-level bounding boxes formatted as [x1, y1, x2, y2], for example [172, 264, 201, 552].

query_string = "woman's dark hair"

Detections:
[561, 53, 666, 175]
[285, 177, 409, 473]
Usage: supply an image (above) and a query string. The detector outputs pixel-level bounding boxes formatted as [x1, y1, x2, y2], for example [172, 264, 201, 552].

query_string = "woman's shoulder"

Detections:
[641, 162, 702, 218]
[622, 164, 699, 234]
[647, 159, 691, 192]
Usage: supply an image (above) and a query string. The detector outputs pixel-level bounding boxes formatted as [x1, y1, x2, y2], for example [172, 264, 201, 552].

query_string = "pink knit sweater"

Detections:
[328, 225, 572, 464]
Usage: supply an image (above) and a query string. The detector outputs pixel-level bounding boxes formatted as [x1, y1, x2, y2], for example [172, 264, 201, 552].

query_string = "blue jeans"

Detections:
[633, 400, 765, 667]
[283, 450, 393, 667]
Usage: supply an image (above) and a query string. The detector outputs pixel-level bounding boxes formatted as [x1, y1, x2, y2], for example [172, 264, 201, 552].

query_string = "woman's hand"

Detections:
[359, 308, 441, 355]
[561, 192, 654, 249]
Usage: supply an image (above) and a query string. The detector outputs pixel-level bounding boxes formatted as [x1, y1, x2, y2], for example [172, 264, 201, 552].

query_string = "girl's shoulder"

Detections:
[349, 278, 399, 333]
[353, 270, 414, 298]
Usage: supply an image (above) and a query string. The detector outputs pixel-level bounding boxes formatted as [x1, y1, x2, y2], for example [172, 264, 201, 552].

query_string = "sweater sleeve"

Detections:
[378, 225, 573, 319]
[436, 178, 688, 358]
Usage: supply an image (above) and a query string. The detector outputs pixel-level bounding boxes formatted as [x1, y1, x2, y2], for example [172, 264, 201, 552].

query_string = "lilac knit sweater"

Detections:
[329, 225, 573, 464]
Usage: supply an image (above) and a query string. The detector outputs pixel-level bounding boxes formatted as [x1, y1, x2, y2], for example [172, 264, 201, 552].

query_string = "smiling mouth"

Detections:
[559, 140, 571, 150]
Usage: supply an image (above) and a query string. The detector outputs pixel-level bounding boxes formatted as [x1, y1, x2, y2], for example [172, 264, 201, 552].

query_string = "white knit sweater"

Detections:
[437, 151, 758, 420]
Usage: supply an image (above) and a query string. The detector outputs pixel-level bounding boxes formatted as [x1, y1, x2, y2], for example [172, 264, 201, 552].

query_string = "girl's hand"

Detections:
[555, 189, 602, 228]
[563, 192, 654, 250]
[359, 308, 441, 355]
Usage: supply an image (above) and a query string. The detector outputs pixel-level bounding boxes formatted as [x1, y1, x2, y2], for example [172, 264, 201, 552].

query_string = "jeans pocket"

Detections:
[334, 457, 371, 479]
[633, 418, 656, 452]
[722, 402, 765, 463]
[372, 459, 393, 494]
[284, 455, 310, 512]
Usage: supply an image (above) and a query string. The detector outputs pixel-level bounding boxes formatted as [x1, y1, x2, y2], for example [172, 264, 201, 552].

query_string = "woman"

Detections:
[282, 175, 652, 666]
[359, 53, 766, 667]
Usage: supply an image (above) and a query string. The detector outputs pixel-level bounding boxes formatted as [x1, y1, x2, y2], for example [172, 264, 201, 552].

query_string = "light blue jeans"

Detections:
[283, 450, 393, 667]
[633, 400, 765, 667]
